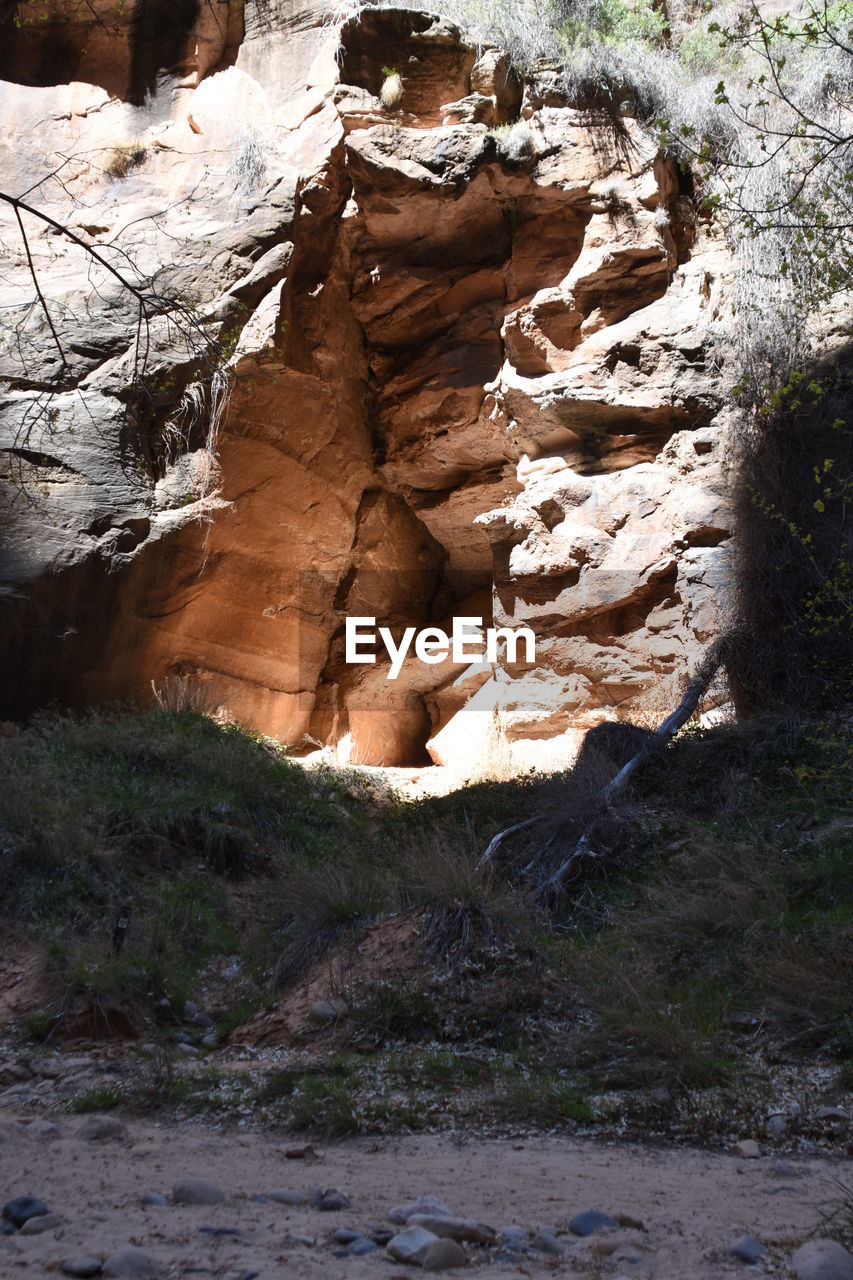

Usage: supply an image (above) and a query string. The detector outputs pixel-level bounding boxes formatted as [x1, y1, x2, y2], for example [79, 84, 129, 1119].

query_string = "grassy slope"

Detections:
[1, 707, 850, 1135]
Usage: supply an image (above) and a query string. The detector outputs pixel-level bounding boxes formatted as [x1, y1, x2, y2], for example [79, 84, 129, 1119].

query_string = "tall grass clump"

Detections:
[103, 141, 147, 179]
[228, 132, 267, 193]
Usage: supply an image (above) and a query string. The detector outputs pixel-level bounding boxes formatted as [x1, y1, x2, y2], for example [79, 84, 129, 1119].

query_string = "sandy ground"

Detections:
[296, 754, 498, 800]
[0, 1112, 845, 1278]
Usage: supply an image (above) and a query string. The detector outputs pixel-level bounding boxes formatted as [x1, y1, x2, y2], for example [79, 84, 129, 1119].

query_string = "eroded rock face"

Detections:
[0, 6, 735, 766]
[2, 0, 244, 103]
[475, 417, 734, 768]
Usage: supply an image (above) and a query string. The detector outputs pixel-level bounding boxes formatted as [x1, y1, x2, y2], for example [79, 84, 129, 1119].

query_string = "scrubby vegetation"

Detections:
[103, 141, 147, 179]
[1, 703, 850, 1136]
[369, 0, 850, 389]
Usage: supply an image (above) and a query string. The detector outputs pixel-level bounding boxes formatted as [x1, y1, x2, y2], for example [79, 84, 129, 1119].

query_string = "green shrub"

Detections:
[290, 1076, 360, 1137]
[68, 1085, 126, 1113]
[678, 25, 726, 71]
[560, 0, 666, 49]
[501, 1074, 592, 1125]
[349, 979, 439, 1041]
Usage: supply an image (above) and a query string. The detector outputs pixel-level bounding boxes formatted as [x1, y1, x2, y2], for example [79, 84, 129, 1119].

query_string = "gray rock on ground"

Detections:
[388, 1225, 441, 1264]
[422, 1238, 468, 1271]
[3, 1195, 49, 1228]
[333, 1229, 363, 1244]
[499, 1225, 530, 1252]
[793, 1240, 853, 1280]
[61, 1259, 103, 1279]
[346, 1237, 380, 1256]
[267, 1187, 306, 1205]
[102, 1244, 157, 1278]
[313, 1187, 349, 1211]
[532, 1228, 569, 1256]
[172, 1178, 225, 1205]
[389, 1194, 454, 1224]
[408, 1214, 496, 1244]
[307, 1000, 339, 1023]
[19, 1212, 61, 1234]
[817, 1107, 850, 1126]
[733, 1140, 761, 1159]
[730, 1235, 767, 1264]
[569, 1209, 619, 1236]
[77, 1116, 129, 1142]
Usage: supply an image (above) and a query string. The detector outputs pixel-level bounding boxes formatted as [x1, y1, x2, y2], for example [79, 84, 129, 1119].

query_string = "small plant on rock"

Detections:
[491, 118, 534, 163]
[380, 66, 403, 109]
[228, 133, 267, 193]
[104, 142, 146, 179]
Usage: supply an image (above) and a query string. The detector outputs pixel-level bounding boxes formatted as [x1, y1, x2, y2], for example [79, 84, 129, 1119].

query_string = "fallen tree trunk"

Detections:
[476, 635, 731, 887]
[542, 636, 730, 894]
[475, 816, 541, 872]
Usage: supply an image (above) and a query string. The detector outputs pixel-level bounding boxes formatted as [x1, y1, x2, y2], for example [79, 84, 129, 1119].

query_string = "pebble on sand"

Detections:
[172, 1178, 225, 1206]
[77, 1116, 129, 1143]
[422, 1238, 469, 1271]
[569, 1210, 619, 1237]
[102, 1244, 157, 1278]
[532, 1229, 569, 1257]
[19, 1211, 61, 1234]
[730, 1235, 767, 1264]
[343, 1237, 380, 1256]
[407, 1214, 496, 1244]
[389, 1195, 454, 1225]
[61, 1258, 103, 1279]
[267, 1188, 306, 1206]
[2, 1195, 49, 1229]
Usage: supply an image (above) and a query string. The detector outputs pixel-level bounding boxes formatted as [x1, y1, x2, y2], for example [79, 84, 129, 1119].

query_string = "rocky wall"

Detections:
[0, 5, 735, 766]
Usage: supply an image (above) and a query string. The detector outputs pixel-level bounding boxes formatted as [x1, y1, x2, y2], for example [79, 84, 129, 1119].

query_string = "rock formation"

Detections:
[0, 4, 735, 767]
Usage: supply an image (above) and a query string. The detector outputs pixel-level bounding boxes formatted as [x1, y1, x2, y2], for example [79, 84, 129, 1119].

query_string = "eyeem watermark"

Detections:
[345, 616, 536, 680]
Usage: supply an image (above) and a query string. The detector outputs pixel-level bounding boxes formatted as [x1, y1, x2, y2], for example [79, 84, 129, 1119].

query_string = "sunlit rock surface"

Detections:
[0, 5, 734, 765]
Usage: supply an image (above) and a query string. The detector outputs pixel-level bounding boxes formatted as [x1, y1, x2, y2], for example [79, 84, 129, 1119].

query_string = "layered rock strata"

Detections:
[0, 5, 734, 766]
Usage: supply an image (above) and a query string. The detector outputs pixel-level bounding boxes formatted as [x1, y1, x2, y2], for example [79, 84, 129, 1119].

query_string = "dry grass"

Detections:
[380, 70, 403, 109]
[228, 133, 267, 192]
[492, 118, 534, 164]
[454, 714, 526, 785]
[151, 673, 213, 715]
[103, 142, 146, 179]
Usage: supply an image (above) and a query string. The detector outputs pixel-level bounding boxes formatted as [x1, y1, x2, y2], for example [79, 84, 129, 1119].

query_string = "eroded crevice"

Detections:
[1, 447, 80, 475]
